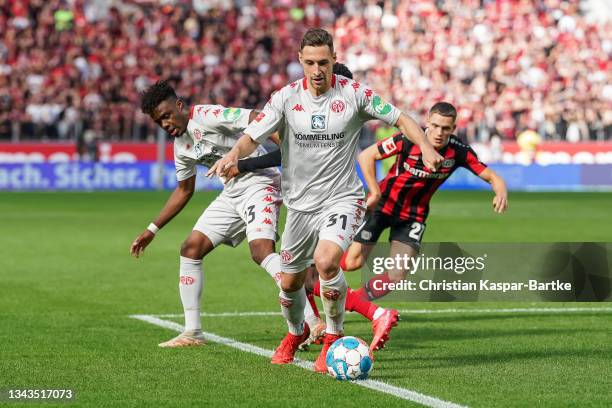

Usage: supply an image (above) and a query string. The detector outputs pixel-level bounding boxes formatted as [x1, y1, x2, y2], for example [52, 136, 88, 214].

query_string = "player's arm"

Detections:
[130, 176, 196, 258]
[222, 149, 282, 181]
[395, 113, 443, 172]
[357, 143, 387, 211]
[477, 168, 508, 214]
[207, 133, 260, 178]
[248, 110, 280, 145]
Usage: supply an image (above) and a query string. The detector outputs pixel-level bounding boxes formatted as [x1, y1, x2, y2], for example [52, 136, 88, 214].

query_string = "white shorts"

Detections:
[280, 199, 365, 273]
[193, 184, 281, 247]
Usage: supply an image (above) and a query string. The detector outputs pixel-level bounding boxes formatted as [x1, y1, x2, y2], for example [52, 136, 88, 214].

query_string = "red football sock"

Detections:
[306, 292, 320, 318]
[345, 288, 378, 321]
[313, 279, 321, 297]
[365, 273, 392, 299]
[339, 251, 349, 271]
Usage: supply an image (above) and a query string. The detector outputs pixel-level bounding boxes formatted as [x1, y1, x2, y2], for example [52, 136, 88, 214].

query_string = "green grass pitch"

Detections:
[1, 191, 611, 407]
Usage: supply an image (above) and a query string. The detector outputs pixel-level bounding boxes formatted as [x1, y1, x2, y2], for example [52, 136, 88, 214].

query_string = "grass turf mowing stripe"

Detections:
[153, 306, 612, 318]
[130, 314, 468, 408]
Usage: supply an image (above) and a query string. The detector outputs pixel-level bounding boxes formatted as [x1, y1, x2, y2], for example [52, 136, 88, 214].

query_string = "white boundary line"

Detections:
[154, 306, 612, 318]
[130, 314, 467, 408]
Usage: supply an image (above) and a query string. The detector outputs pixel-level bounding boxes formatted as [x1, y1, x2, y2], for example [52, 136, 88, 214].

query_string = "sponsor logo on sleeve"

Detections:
[254, 112, 266, 122]
[311, 114, 326, 131]
[381, 138, 397, 154]
[372, 96, 392, 115]
[223, 107, 242, 121]
[331, 100, 345, 113]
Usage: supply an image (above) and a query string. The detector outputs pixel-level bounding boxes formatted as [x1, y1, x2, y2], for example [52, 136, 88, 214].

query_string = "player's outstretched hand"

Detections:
[493, 194, 508, 214]
[421, 144, 444, 172]
[130, 230, 155, 258]
[207, 152, 238, 178]
[224, 165, 240, 182]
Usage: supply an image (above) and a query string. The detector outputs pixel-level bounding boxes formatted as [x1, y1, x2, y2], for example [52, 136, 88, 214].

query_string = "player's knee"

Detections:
[180, 233, 211, 259]
[248, 239, 274, 265]
[313, 254, 340, 277]
[280, 276, 303, 292]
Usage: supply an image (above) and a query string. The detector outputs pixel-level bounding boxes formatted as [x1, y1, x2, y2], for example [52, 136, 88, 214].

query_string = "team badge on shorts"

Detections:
[311, 114, 326, 131]
[361, 230, 372, 240]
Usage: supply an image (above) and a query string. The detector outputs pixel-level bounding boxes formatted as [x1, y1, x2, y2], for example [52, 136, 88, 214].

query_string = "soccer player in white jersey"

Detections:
[210, 29, 443, 372]
[129, 80, 321, 347]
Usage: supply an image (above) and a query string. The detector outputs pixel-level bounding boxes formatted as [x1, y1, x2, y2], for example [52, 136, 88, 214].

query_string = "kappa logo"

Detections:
[262, 206, 273, 213]
[254, 112, 266, 122]
[263, 195, 274, 203]
[280, 250, 293, 262]
[331, 100, 345, 113]
[311, 114, 326, 130]
[290, 81, 298, 88]
[292, 104, 304, 112]
[339, 78, 349, 87]
[203, 108, 211, 116]
[352, 81, 361, 90]
[212, 109, 221, 117]
[197, 106, 204, 115]
[364, 89, 373, 99]
[180, 276, 195, 285]
[337, 235, 345, 241]
[262, 218, 273, 225]
[265, 186, 276, 192]
[323, 289, 340, 301]
[382, 138, 397, 154]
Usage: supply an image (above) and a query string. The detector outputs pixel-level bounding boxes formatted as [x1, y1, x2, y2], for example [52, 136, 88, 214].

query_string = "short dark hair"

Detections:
[429, 102, 457, 121]
[300, 28, 334, 52]
[333, 62, 353, 79]
[141, 80, 177, 115]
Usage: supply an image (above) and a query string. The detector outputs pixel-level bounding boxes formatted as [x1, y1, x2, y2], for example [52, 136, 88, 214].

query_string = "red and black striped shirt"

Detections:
[375, 133, 487, 223]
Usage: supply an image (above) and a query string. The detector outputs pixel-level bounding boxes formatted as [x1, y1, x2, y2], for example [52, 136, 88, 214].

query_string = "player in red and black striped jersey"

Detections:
[343, 102, 508, 300]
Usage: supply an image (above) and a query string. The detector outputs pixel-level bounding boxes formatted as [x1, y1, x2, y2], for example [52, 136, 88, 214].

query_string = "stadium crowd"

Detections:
[0, 0, 609, 144]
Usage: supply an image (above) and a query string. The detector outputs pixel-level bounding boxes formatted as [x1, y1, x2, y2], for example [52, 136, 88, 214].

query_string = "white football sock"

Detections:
[261, 253, 282, 286]
[319, 270, 348, 335]
[179, 256, 203, 332]
[261, 253, 318, 327]
[279, 287, 306, 335]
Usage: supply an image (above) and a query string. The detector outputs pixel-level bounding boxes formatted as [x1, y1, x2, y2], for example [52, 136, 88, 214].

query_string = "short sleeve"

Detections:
[460, 145, 487, 175]
[355, 83, 401, 127]
[376, 133, 409, 159]
[190, 105, 251, 134]
[245, 91, 284, 143]
[174, 143, 197, 181]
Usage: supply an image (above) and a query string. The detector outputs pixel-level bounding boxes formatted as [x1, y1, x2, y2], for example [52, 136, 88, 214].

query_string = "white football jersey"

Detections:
[174, 104, 280, 196]
[246, 75, 401, 212]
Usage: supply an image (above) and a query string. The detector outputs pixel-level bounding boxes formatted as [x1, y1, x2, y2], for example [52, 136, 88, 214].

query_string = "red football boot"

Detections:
[370, 309, 400, 351]
[313, 333, 343, 373]
[271, 324, 310, 364]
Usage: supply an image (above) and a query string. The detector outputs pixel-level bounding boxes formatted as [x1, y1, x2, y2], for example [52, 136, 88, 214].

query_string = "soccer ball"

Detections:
[325, 336, 374, 380]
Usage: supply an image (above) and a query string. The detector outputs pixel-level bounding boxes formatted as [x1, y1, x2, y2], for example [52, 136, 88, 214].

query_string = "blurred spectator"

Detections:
[0, 0, 609, 142]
